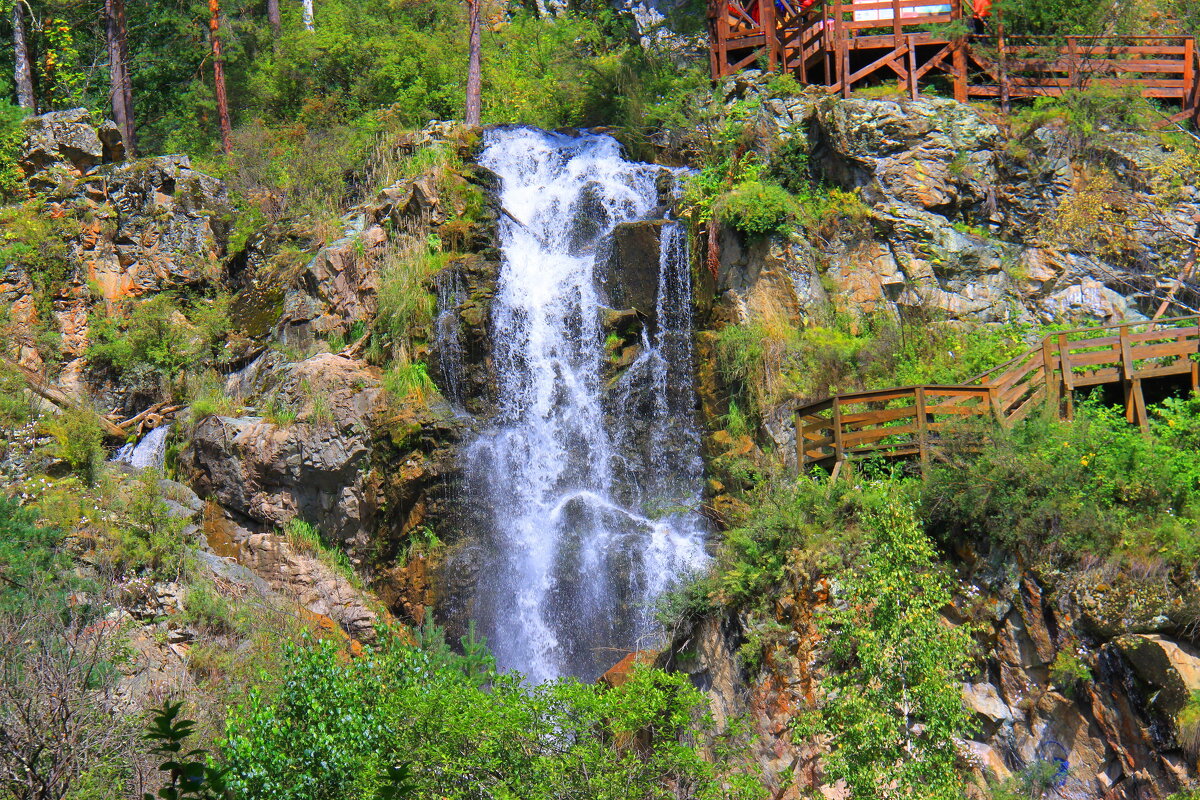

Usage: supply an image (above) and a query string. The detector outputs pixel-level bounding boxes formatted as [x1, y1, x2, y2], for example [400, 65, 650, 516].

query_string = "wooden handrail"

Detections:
[793, 315, 1200, 472]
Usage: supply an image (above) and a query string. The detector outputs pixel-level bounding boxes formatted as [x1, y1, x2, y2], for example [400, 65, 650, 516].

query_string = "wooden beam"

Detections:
[1, 357, 127, 439]
[1041, 338, 1059, 418]
[1057, 334, 1075, 420]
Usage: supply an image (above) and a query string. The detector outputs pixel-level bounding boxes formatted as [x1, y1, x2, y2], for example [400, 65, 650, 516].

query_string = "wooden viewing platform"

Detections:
[708, 0, 1200, 122]
[796, 315, 1200, 472]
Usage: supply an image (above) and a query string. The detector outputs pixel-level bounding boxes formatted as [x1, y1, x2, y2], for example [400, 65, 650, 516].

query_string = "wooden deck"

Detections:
[795, 315, 1200, 472]
[708, 0, 1200, 121]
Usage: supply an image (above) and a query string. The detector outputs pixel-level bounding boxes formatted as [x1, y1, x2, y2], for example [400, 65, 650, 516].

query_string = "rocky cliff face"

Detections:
[709, 74, 1198, 334]
[676, 78, 1200, 799]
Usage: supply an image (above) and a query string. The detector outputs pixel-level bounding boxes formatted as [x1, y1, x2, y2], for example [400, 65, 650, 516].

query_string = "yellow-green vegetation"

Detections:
[1180, 691, 1200, 760]
[45, 406, 106, 486]
[87, 292, 232, 390]
[220, 629, 765, 800]
[0, 101, 26, 199]
[926, 393, 1200, 568]
[715, 312, 1034, 425]
[283, 517, 362, 589]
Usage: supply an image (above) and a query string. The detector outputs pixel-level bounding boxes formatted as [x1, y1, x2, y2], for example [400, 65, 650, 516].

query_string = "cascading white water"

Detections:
[113, 424, 171, 470]
[466, 127, 708, 682]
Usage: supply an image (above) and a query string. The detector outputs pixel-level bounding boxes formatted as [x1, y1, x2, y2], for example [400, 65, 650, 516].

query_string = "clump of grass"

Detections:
[383, 358, 436, 405]
[1180, 691, 1200, 760]
[261, 393, 298, 427]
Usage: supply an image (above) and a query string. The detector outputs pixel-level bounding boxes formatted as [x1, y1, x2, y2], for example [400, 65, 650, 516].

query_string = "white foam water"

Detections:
[465, 127, 709, 682]
[113, 424, 171, 471]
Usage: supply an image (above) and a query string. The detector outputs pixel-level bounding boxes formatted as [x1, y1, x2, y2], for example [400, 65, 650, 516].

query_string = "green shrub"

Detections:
[712, 181, 800, 236]
[800, 501, 975, 800]
[46, 407, 107, 486]
[0, 101, 27, 199]
[925, 396, 1200, 568]
[1048, 648, 1092, 697]
[383, 358, 436, 404]
[0, 495, 67, 612]
[1180, 691, 1200, 760]
[88, 294, 230, 387]
[221, 634, 765, 800]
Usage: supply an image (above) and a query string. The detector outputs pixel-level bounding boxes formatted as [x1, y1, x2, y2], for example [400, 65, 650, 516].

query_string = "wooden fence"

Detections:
[795, 315, 1200, 472]
[708, 0, 1200, 118]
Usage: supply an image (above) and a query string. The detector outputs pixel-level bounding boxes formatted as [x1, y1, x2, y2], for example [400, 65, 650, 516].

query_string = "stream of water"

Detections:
[462, 127, 709, 682]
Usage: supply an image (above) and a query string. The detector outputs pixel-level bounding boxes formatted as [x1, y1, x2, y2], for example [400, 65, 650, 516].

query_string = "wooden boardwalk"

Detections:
[796, 315, 1200, 472]
[708, 0, 1200, 122]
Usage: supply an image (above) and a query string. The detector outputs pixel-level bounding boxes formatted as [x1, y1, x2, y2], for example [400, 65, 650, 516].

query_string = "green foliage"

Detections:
[992, 0, 1136, 36]
[1179, 691, 1200, 760]
[715, 314, 1035, 426]
[804, 502, 975, 800]
[374, 244, 443, 363]
[383, 359, 436, 405]
[988, 760, 1063, 800]
[925, 395, 1200, 568]
[713, 181, 800, 236]
[0, 494, 66, 612]
[143, 701, 229, 800]
[0, 100, 27, 198]
[222, 634, 763, 800]
[87, 294, 231, 387]
[101, 470, 191, 580]
[46, 407, 106, 486]
[1048, 648, 1092, 697]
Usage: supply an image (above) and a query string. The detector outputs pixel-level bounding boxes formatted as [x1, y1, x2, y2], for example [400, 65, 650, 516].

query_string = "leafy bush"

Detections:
[712, 181, 800, 236]
[0, 495, 67, 613]
[221, 635, 764, 800]
[800, 502, 975, 800]
[925, 395, 1200, 567]
[1179, 691, 1200, 760]
[87, 294, 231, 388]
[46, 407, 107, 486]
[0, 100, 27, 199]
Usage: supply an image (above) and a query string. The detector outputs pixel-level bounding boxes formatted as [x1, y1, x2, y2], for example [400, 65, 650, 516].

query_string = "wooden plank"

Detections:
[915, 386, 929, 471]
[1133, 378, 1149, 433]
[840, 406, 917, 426]
[831, 396, 844, 463]
[842, 424, 919, 447]
[1058, 334, 1075, 420]
[1120, 325, 1135, 424]
[1042, 338, 1059, 418]
[1129, 340, 1200, 360]
[1131, 362, 1196, 380]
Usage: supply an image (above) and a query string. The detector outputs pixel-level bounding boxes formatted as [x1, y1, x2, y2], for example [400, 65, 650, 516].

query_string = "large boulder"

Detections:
[19, 108, 124, 187]
[1115, 634, 1200, 716]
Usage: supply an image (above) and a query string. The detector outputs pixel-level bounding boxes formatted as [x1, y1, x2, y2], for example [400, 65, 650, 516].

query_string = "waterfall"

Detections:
[433, 269, 467, 411]
[466, 127, 709, 682]
[113, 424, 171, 471]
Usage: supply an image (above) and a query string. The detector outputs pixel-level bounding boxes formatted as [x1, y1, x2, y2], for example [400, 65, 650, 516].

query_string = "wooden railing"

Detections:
[795, 315, 1200, 472]
[708, 1, 1200, 117]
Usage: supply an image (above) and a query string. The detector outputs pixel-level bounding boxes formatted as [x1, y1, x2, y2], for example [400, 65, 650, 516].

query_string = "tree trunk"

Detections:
[105, 0, 137, 156]
[465, 0, 482, 126]
[209, 0, 233, 155]
[267, 0, 281, 35]
[12, 1, 36, 110]
[302, 0, 314, 31]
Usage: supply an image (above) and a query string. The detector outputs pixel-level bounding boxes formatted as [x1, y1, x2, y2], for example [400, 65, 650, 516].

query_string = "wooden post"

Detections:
[834, 0, 848, 95]
[796, 411, 807, 472]
[998, 15, 1010, 113]
[1185, 38, 1195, 119]
[831, 398, 845, 467]
[1120, 325, 1136, 424]
[907, 34, 919, 99]
[915, 387, 930, 474]
[1057, 334, 1075, 420]
[892, 0, 902, 48]
[1041, 338, 1059, 417]
[951, 0, 967, 102]
[988, 386, 1003, 422]
[1067, 36, 1078, 89]
[1191, 359, 1199, 393]
[762, 0, 779, 70]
